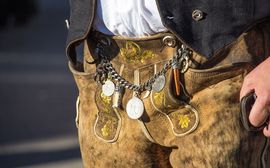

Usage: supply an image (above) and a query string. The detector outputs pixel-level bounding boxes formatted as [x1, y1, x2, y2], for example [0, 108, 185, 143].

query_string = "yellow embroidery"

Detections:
[140, 50, 155, 63]
[101, 121, 111, 137]
[100, 92, 111, 105]
[103, 107, 111, 113]
[153, 92, 164, 106]
[120, 41, 155, 63]
[178, 114, 190, 128]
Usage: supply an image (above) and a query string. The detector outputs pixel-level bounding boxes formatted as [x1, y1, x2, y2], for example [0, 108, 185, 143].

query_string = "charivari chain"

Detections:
[94, 42, 191, 94]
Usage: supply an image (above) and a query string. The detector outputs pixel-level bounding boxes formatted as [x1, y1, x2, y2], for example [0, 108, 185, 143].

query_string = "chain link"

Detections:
[94, 41, 191, 93]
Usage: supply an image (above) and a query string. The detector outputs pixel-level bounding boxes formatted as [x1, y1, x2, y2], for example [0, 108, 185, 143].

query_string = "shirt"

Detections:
[92, 0, 168, 37]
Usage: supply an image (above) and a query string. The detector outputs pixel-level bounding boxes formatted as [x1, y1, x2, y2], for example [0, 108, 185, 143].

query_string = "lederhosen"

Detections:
[67, 0, 270, 168]
[66, 1, 270, 167]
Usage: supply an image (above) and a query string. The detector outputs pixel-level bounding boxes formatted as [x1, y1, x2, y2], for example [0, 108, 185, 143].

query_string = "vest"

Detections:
[66, 0, 270, 64]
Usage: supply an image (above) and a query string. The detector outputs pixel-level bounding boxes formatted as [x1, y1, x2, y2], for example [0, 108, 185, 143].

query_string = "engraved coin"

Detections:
[152, 75, 166, 92]
[126, 97, 144, 119]
[102, 80, 115, 96]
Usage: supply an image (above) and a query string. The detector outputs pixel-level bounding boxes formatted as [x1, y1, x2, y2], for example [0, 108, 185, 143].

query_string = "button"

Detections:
[192, 10, 203, 21]
[162, 35, 176, 47]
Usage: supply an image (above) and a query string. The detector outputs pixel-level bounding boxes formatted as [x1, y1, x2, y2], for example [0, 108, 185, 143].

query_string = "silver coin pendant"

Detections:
[102, 80, 115, 96]
[126, 97, 144, 119]
[152, 75, 166, 92]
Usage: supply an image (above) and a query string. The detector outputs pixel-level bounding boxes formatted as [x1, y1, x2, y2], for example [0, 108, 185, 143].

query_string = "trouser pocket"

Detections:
[166, 63, 269, 168]
[143, 62, 254, 142]
[69, 62, 121, 143]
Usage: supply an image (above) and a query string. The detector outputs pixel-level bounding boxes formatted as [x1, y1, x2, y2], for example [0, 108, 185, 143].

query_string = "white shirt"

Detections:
[92, 0, 168, 37]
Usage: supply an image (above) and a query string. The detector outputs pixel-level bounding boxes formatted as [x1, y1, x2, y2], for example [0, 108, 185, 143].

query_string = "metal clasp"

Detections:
[162, 35, 177, 48]
[178, 45, 190, 73]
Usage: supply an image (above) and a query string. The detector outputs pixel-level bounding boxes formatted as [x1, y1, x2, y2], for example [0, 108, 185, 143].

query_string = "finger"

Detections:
[263, 119, 270, 137]
[249, 96, 269, 127]
[239, 79, 254, 101]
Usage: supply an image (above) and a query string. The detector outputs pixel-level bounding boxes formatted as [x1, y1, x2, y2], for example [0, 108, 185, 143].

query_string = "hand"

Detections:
[240, 57, 270, 137]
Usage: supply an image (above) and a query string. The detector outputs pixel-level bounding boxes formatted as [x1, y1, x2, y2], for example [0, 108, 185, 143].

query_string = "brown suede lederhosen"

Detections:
[69, 20, 270, 168]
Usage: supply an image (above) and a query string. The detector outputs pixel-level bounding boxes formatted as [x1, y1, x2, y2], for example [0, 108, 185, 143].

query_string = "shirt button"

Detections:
[192, 10, 203, 21]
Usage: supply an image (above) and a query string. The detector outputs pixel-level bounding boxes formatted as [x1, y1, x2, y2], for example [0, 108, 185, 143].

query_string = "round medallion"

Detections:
[152, 75, 166, 92]
[102, 80, 115, 96]
[126, 97, 144, 119]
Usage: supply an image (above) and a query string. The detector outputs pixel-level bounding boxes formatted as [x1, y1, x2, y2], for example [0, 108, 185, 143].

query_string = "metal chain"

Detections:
[94, 42, 191, 93]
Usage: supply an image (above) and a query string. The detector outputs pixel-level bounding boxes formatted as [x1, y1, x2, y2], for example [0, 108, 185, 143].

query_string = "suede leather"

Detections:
[69, 20, 270, 167]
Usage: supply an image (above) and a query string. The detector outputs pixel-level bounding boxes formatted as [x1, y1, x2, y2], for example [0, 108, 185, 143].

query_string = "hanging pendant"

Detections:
[126, 96, 144, 119]
[102, 80, 115, 97]
[172, 59, 181, 96]
[152, 64, 166, 93]
[112, 86, 124, 108]
[152, 75, 166, 92]
[112, 64, 125, 107]
[126, 69, 144, 119]
[173, 68, 181, 96]
[143, 90, 151, 99]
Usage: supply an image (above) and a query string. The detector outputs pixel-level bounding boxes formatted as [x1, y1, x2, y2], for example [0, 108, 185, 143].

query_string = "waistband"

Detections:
[86, 31, 208, 69]
[85, 26, 268, 71]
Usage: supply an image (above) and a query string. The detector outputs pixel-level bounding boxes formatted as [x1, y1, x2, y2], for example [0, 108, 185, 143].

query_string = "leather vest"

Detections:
[66, 0, 270, 64]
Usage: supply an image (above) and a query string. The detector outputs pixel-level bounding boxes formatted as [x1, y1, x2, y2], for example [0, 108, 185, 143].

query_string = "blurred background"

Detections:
[0, 0, 82, 167]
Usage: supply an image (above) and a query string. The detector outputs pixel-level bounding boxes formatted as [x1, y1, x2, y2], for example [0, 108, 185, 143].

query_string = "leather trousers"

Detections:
[69, 20, 270, 168]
